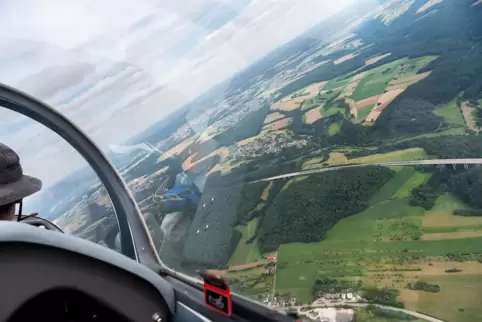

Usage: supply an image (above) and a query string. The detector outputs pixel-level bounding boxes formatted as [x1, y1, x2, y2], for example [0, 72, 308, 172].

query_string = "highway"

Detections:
[292, 303, 444, 322]
[250, 158, 482, 183]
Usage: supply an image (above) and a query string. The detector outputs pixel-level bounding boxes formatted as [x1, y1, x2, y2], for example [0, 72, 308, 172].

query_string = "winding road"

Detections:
[250, 158, 482, 183]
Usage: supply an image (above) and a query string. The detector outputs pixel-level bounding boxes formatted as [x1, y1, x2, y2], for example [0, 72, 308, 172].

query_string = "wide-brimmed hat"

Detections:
[0, 143, 42, 206]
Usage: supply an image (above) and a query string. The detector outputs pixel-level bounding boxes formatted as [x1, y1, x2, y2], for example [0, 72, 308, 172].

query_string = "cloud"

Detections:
[17, 62, 96, 100]
[0, 0, 354, 185]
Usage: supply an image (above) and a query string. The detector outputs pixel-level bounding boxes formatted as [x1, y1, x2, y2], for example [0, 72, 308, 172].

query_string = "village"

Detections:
[265, 290, 362, 322]
[232, 132, 309, 160]
[251, 254, 363, 322]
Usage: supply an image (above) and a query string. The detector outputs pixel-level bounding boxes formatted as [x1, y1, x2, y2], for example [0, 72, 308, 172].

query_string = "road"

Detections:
[250, 158, 482, 183]
[292, 303, 444, 322]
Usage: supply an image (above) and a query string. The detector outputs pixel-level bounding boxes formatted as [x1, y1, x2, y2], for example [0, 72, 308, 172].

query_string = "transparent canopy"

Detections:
[1, 1, 482, 321]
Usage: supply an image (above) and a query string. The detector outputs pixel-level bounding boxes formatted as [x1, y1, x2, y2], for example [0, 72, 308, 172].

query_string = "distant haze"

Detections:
[0, 0, 355, 185]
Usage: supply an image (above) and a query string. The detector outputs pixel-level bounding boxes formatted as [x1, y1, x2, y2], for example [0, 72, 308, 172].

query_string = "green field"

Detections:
[412, 55, 438, 70]
[271, 167, 482, 318]
[421, 193, 482, 227]
[358, 104, 375, 121]
[422, 223, 482, 233]
[355, 307, 425, 322]
[301, 88, 342, 111]
[323, 77, 351, 91]
[433, 98, 465, 126]
[228, 218, 262, 266]
[373, 235, 482, 255]
[301, 98, 322, 111]
[395, 127, 466, 143]
[366, 57, 409, 75]
[225, 266, 274, 300]
[349, 56, 436, 102]
[277, 192, 482, 263]
[278, 198, 425, 263]
[352, 73, 391, 101]
[393, 171, 432, 199]
[328, 121, 342, 136]
[275, 263, 318, 304]
[324, 105, 345, 117]
[349, 148, 429, 164]
[378, 0, 414, 25]
[226, 266, 266, 279]
[319, 88, 343, 102]
[370, 167, 416, 205]
[351, 58, 407, 100]
[407, 275, 482, 322]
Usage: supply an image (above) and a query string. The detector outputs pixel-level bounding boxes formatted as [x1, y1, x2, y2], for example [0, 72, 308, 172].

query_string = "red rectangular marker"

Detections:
[201, 272, 232, 316]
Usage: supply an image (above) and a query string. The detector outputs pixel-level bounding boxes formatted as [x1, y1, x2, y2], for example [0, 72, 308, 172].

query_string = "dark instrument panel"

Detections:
[0, 222, 173, 322]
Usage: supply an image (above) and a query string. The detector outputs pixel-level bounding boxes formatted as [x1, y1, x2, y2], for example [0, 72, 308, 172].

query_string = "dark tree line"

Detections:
[453, 209, 482, 217]
[449, 167, 482, 209]
[366, 305, 416, 321]
[362, 287, 404, 308]
[257, 166, 394, 252]
[246, 180, 285, 244]
[313, 278, 362, 296]
[371, 98, 443, 138]
[407, 281, 440, 293]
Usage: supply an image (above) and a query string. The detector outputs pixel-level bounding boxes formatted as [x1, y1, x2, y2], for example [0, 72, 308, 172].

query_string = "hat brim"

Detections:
[0, 175, 42, 206]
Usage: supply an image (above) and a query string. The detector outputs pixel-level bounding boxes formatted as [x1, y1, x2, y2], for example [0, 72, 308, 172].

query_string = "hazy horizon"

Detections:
[0, 0, 356, 186]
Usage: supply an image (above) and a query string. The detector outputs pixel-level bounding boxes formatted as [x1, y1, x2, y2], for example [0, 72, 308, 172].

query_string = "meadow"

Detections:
[228, 217, 262, 266]
[404, 275, 482, 322]
[275, 263, 318, 304]
[355, 307, 425, 322]
[225, 266, 274, 301]
[433, 98, 466, 126]
[328, 121, 342, 136]
[349, 148, 430, 164]
[273, 168, 482, 318]
[369, 167, 418, 205]
[358, 104, 375, 121]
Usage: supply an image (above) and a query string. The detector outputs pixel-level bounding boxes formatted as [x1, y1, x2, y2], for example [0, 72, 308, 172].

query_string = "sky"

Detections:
[0, 0, 356, 186]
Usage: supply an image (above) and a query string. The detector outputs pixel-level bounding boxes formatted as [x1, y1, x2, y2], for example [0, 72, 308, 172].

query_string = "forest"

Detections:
[371, 98, 443, 139]
[256, 166, 394, 252]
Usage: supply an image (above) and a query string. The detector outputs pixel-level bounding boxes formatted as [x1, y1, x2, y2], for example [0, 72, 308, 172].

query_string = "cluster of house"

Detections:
[314, 293, 361, 303]
[232, 133, 308, 159]
[264, 296, 297, 308]
[265, 265, 276, 275]
[302, 307, 355, 322]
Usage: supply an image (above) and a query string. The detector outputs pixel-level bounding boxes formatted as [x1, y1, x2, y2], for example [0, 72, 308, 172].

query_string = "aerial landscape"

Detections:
[29, 0, 482, 321]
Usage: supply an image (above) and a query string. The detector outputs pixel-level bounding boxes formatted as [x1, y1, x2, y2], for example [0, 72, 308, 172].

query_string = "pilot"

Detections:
[0, 143, 42, 221]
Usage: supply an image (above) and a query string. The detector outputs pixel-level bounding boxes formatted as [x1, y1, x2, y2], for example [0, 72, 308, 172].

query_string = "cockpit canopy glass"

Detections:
[2, 1, 482, 321]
